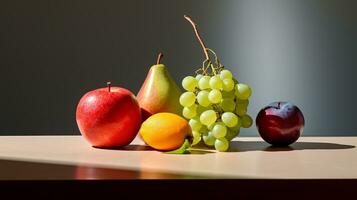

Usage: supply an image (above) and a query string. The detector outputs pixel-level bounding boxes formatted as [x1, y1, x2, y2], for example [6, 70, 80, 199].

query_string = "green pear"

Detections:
[137, 53, 182, 120]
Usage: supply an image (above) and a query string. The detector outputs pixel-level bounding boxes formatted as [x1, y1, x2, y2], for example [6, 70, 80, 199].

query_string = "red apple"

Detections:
[256, 102, 305, 146]
[76, 83, 142, 148]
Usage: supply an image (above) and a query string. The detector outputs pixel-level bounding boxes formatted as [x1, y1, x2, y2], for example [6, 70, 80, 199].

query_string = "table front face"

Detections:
[0, 136, 356, 180]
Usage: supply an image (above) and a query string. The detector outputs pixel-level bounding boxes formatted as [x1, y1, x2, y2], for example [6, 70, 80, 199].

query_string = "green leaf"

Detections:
[165, 139, 190, 154]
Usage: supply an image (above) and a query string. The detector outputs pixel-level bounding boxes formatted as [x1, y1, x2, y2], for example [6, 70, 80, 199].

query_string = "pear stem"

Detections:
[184, 15, 209, 61]
[107, 81, 111, 92]
[156, 53, 164, 65]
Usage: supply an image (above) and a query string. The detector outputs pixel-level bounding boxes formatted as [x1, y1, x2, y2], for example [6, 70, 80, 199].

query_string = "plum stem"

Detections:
[156, 52, 163, 65]
[107, 81, 111, 92]
[184, 15, 209, 61]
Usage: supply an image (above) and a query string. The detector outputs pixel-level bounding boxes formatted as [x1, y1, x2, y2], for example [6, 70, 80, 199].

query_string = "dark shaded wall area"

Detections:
[0, 0, 356, 135]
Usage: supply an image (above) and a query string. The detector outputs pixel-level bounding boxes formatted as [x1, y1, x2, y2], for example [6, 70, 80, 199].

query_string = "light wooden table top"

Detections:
[0, 135, 356, 179]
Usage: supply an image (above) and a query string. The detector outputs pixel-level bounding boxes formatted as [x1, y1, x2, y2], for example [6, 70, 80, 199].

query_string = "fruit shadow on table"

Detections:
[95, 140, 355, 153]
[103, 144, 215, 155]
[227, 140, 355, 152]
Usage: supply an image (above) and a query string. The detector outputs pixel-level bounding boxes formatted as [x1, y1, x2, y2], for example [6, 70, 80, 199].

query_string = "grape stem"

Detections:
[210, 63, 216, 75]
[184, 15, 209, 61]
[206, 48, 220, 65]
[156, 52, 163, 65]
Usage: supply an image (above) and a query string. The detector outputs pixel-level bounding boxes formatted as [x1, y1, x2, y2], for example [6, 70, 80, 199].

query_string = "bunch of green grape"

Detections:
[179, 68, 253, 152]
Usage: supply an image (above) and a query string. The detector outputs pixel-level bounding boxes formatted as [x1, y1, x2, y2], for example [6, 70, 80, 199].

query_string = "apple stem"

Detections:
[156, 53, 163, 65]
[184, 15, 209, 61]
[107, 81, 111, 92]
[278, 102, 281, 108]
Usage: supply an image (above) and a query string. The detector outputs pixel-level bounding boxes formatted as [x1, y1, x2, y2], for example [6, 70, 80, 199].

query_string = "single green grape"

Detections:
[209, 76, 223, 90]
[182, 76, 198, 92]
[220, 98, 236, 112]
[197, 104, 212, 115]
[241, 114, 253, 128]
[236, 99, 249, 107]
[192, 131, 201, 146]
[200, 125, 209, 136]
[221, 90, 235, 99]
[235, 83, 252, 100]
[222, 78, 234, 92]
[179, 92, 196, 107]
[219, 69, 233, 80]
[215, 138, 229, 152]
[235, 99, 249, 116]
[208, 89, 222, 104]
[212, 122, 227, 138]
[203, 132, 215, 146]
[198, 76, 211, 90]
[182, 104, 197, 119]
[221, 112, 239, 127]
[235, 105, 247, 116]
[200, 110, 217, 126]
[195, 74, 203, 81]
[225, 129, 239, 141]
[189, 117, 202, 131]
[230, 120, 241, 132]
[197, 90, 211, 107]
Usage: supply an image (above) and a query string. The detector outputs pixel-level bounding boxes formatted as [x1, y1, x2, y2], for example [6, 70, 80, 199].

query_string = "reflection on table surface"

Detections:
[0, 159, 204, 180]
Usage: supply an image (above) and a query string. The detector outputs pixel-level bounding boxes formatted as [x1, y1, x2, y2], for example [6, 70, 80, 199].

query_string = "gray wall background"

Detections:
[0, 0, 356, 136]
